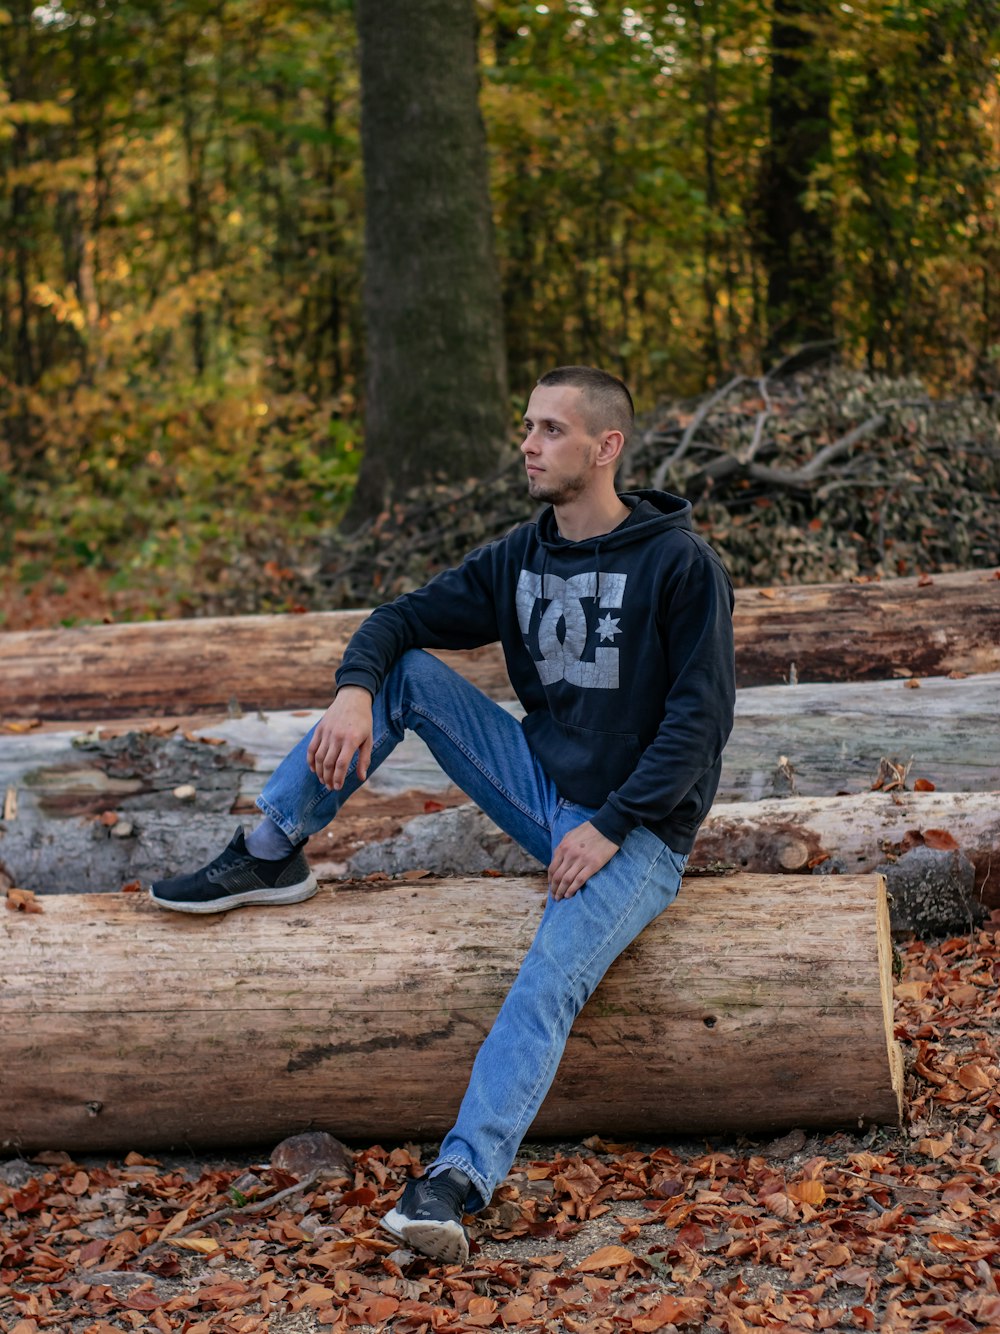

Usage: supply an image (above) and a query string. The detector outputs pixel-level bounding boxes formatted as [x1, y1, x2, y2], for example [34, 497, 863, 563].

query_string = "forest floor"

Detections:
[2, 919, 999, 1334]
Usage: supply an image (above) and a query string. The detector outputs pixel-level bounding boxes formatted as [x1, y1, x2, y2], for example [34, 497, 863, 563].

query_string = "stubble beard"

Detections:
[526, 470, 589, 506]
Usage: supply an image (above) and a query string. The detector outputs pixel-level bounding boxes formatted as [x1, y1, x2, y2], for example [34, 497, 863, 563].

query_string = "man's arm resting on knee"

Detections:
[307, 686, 374, 790]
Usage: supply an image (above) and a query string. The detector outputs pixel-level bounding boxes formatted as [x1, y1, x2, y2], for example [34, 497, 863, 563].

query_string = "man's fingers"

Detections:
[357, 735, 373, 784]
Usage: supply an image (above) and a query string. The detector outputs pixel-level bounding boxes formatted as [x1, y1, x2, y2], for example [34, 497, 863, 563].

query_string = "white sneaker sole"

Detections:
[148, 872, 318, 914]
[380, 1207, 469, 1264]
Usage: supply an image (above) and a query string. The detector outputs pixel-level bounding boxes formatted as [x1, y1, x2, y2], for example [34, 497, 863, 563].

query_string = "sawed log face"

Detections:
[1, 569, 997, 721]
[0, 873, 903, 1153]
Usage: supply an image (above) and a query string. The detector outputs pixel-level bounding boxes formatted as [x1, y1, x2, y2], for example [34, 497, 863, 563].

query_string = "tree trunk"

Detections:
[344, 0, 509, 526]
[0, 872, 902, 1152]
[1, 570, 996, 722]
[757, 0, 835, 357]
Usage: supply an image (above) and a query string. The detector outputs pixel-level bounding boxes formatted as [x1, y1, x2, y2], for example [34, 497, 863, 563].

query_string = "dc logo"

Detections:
[516, 569, 626, 689]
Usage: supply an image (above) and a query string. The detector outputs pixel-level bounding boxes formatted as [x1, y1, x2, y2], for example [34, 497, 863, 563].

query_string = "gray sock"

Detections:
[245, 818, 297, 861]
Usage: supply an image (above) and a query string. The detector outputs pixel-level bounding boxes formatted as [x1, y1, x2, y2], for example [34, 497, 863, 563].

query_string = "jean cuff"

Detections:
[254, 796, 302, 843]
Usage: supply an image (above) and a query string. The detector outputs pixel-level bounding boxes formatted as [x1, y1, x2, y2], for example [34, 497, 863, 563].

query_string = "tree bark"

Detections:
[0, 872, 902, 1152]
[1, 570, 996, 722]
[344, 0, 509, 526]
[756, 0, 835, 357]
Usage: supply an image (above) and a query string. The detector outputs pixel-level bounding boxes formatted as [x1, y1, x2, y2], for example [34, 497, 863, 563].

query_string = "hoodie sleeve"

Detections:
[334, 542, 502, 698]
[589, 548, 736, 846]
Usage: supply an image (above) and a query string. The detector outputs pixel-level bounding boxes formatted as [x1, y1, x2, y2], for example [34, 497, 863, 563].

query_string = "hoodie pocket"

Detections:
[522, 712, 641, 807]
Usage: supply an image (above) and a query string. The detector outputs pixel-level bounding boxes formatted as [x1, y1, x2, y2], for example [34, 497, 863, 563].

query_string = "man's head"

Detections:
[521, 366, 634, 508]
[536, 366, 635, 447]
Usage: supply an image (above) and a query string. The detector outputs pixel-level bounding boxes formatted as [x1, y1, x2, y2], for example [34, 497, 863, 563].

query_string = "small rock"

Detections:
[172, 784, 197, 801]
[877, 846, 983, 937]
[270, 1130, 352, 1181]
[0, 1159, 36, 1187]
[766, 1128, 808, 1161]
[110, 821, 134, 838]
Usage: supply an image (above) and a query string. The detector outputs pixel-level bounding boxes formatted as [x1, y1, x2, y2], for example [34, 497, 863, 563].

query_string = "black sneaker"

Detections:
[149, 826, 317, 914]
[381, 1167, 471, 1263]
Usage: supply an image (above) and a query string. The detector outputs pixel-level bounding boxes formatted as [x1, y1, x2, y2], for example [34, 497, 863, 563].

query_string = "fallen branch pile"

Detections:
[204, 361, 999, 616]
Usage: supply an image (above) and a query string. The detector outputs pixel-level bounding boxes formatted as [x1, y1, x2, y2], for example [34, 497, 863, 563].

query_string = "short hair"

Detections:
[537, 365, 635, 445]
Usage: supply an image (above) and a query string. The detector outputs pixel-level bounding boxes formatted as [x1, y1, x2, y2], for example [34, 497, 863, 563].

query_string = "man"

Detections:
[151, 365, 736, 1265]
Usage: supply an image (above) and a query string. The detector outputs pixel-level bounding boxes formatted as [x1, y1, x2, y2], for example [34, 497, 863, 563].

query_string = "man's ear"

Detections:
[597, 430, 626, 467]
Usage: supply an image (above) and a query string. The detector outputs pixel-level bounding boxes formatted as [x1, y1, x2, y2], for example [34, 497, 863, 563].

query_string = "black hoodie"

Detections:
[335, 490, 736, 854]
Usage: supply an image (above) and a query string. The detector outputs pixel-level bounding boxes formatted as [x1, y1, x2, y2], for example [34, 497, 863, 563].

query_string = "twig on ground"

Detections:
[131, 1170, 323, 1264]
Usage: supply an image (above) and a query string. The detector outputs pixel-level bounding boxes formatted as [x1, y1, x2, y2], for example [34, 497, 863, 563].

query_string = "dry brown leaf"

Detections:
[923, 828, 959, 851]
[573, 1244, 636, 1272]
[913, 778, 936, 791]
[956, 1061, 993, 1091]
[632, 1294, 695, 1331]
[0, 718, 41, 733]
[169, 1235, 220, 1253]
[786, 1180, 826, 1205]
[6, 887, 43, 914]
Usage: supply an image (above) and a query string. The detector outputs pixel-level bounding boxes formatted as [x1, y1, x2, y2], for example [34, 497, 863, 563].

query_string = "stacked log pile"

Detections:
[1, 570, 997, 909]
[3, 569, 996, 1145]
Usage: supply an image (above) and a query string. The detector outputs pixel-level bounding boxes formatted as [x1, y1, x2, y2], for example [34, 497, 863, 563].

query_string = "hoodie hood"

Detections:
[535, 489, 693, 551]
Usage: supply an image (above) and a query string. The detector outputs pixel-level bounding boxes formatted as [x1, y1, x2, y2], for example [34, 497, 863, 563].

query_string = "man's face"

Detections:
[520, 384, 604, 506]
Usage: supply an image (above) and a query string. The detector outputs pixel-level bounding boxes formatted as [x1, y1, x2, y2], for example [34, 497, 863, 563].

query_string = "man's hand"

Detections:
[307, 687, 374, 791]
[548, 821, 618, 901]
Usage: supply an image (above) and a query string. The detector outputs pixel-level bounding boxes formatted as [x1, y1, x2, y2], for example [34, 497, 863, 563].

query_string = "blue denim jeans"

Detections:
[257, 649, 687, 1212]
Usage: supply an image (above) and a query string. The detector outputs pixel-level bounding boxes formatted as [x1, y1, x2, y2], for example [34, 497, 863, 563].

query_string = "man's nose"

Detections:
[521, 429, 538, 455]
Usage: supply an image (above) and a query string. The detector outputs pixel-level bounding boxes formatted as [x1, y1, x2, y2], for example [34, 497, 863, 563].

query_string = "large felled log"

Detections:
[689, 790, 1000, 908]
[1, 569, 997, 720]
[3, 675, 998, 894]
[0, 873, 902, 1153]
[343, 790, 1000, 912]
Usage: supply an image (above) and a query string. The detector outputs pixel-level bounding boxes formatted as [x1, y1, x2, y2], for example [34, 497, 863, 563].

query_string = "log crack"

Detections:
[287, 1018, 459, 1071]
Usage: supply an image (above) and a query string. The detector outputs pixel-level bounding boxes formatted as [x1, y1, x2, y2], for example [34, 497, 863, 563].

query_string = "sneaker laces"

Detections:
[424, 1169, 469, 1215]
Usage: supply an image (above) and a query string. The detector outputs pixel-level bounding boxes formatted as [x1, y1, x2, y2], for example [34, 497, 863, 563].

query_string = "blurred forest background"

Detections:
[1, 0, 998, 629]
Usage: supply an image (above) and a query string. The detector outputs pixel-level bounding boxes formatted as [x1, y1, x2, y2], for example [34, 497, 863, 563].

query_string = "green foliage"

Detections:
[0, 0, 997, 623]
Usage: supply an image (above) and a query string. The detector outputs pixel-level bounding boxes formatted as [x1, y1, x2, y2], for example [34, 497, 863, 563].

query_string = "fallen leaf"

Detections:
[904, 678, 921, 689]
[0, 718, 41, 733]
[913, 778, 936, 791]
[956, 1061, 993, 1091]
[632, 1294, 695, 1331]
[923, 829, 959, 851]
[916, 1134, 953, 1158]
[758, 588, 777, 599]
[574, 1244, 636, 1272]
[6, 888, 43, 913]
[786, 1179, 826, 1205]
[169, 1236, 220, 1253]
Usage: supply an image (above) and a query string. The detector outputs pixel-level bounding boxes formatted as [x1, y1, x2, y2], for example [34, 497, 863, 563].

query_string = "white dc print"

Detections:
[516, 569, 627, 689]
